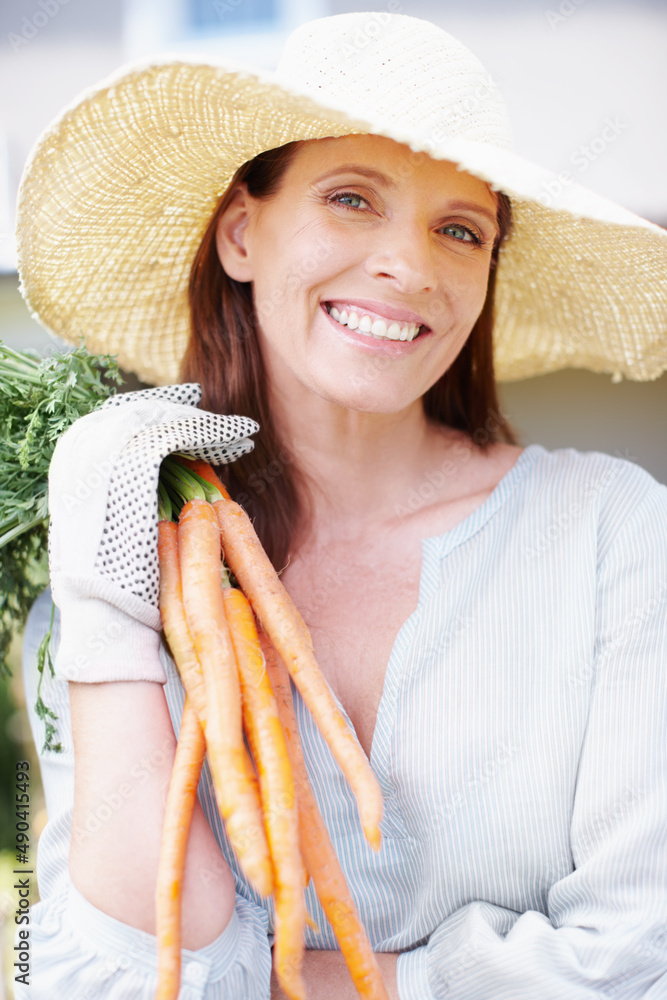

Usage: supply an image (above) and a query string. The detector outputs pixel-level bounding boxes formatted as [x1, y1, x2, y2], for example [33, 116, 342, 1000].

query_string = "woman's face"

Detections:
[217, 134, 499, 414]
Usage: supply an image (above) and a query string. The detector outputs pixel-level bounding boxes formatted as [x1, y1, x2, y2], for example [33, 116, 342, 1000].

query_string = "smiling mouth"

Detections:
[325, 303, 426, 342]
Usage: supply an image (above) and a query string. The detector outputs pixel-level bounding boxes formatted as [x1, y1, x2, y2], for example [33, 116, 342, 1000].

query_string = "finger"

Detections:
[102, 383, 202, 410]
[187, 437, 256, 467]
[132, 415, 259, 464]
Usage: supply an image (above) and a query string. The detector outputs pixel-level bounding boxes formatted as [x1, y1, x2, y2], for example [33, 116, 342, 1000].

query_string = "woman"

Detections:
[16, 12, 667, 999]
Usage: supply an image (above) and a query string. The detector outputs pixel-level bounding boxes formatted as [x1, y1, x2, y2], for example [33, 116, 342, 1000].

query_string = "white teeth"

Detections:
[327, 304, 423, 342]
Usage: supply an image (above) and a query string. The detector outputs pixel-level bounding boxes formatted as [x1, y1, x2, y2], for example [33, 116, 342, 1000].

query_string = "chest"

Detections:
[278, 445, 524, 757]
[280, 543, 423, 758]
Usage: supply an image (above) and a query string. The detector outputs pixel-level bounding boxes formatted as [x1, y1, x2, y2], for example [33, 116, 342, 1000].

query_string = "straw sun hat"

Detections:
[16, 12, 667, 386]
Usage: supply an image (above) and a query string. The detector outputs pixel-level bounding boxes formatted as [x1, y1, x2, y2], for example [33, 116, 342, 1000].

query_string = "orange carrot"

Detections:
[157, 520, 207, 724]
[174, 456, 231, 499]
[214, 498, 383, 851]
[155, 697, 206, 1000]
[261, 634, 390, 1000]
[223, 586, 306, 1000]
[179, 458, 310, 640]
[177, 498, 273, 897]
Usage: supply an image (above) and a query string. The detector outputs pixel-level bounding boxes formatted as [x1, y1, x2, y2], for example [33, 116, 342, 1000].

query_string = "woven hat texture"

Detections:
[16, 12, 667, 385]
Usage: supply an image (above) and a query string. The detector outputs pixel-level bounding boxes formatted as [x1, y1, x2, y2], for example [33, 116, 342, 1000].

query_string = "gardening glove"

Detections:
[47, 383, 258, 684]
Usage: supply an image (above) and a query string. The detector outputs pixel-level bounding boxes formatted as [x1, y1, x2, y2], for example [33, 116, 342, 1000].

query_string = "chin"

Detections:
[321, 381, 414, 414]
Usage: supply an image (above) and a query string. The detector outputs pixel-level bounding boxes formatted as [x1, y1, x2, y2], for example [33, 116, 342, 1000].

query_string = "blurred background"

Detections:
[0, 0, 665, 995]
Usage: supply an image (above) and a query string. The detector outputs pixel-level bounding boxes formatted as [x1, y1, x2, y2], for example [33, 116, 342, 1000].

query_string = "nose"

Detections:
[364, 219, 437, 294]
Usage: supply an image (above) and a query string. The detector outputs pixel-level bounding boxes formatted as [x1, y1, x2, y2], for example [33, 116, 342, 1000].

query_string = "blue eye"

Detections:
[330, 191, 367, 209]
[440, 224, 479, 244]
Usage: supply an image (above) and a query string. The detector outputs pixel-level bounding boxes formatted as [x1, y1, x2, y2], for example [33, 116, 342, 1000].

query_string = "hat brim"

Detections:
[16, 56, 667, 385]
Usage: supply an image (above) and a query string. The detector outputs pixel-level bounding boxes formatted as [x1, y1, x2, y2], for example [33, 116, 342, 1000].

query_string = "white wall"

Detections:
[0, 0, 124, 270]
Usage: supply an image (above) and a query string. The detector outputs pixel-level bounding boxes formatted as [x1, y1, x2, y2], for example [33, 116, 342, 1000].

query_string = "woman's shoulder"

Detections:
[516, 440, 667, 538]
[407, 434, 664, 547]
[519, 440, 663, 494]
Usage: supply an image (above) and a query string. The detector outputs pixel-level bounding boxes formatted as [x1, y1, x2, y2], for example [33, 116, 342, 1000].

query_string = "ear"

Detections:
[215, 184, 256, 282]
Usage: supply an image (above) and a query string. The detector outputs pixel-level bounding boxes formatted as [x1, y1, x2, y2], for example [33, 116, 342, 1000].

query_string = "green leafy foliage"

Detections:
[0, 342, 122, 739]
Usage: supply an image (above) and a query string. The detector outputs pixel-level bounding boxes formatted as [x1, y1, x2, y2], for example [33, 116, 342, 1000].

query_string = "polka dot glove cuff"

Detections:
[47, 384, 258, 684]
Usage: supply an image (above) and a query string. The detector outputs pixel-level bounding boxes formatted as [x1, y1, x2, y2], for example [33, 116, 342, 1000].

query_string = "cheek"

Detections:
[256, 232, 341, 301]
[248, 249, 306, 327]
[422, 275, 487, 340]
[442, 260, 491, 318]
[252, 275, 284, 331]
[271, 247, 355, 322]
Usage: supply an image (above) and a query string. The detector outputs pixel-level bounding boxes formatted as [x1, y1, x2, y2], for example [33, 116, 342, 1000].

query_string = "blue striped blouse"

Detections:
[18, 443, 667, 999]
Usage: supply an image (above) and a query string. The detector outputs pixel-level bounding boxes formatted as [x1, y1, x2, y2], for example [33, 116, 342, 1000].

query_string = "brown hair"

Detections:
[181, 141, 518, 570]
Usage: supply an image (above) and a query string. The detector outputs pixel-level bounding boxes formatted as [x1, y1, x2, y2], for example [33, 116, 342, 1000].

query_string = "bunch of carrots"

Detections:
[155, 455, 388, 1000]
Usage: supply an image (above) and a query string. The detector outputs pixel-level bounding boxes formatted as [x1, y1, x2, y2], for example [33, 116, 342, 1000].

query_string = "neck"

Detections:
[267, 378, 461, 549]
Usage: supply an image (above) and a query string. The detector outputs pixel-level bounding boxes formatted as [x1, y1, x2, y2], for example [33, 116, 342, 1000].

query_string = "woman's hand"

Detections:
[47, 382, 258, 683]
[270, 950, 399, 998]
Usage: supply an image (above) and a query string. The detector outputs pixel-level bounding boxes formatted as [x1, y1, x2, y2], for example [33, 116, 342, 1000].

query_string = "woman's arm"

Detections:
[19, 591, 273, 999]
[69, 678, 236, 947]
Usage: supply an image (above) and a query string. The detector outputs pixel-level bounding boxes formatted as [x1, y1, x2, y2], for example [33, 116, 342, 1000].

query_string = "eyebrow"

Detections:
[447, 201, 498, 226]
[444, 200, 499, 230]
[313, 167, 499, 230]
[313, 165, 398, 189]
